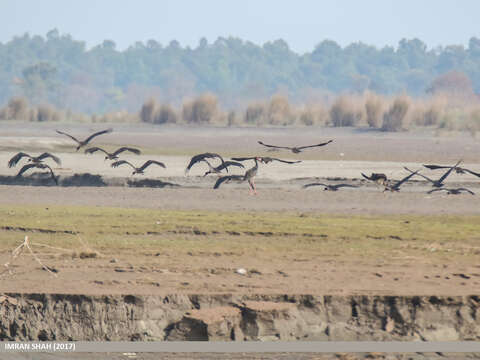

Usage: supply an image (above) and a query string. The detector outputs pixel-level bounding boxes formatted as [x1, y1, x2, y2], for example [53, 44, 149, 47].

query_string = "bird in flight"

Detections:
[257, 140, 333, 153]
[8, 152, 61, 168]
[56, 128, 113, 151]
[85, 146, 141, 160]
[383, 170, 419, 192]
[202, 160, 245, 176]
[214, 157, 264, 195]
[361, 172, 388, 186]
[111, 160, 166, 175]
[16, 163, 58, 185]
[427, 188, 475, 195]
[405, 160, 462, 188]
[185, 153, 225, 174]
[303, 183, 358, 191]
[423, 163, 480, 178]
[231, 156, 301, 164]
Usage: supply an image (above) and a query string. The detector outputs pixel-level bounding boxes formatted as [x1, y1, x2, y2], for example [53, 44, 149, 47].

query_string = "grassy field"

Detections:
[1, 205, 479, 263]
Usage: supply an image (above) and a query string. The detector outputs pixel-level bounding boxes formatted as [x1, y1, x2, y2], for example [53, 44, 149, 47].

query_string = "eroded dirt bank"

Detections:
[1, 294, 479, 341]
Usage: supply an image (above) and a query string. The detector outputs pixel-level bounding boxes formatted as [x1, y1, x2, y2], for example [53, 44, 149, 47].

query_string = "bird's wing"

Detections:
[85, 147, 108, 155]
[361, 173, 373, 181]
[112, 147, 141, 156]
[16, 163, 38, 176]
[404, 167, 434, 183]
[56, 130, 80, 144]
[231, 157, 256, 162]
[335, 184, 359, 188]
[37, 152, 61, 165]
[42, 164, 58, 185]
[213, 175, 244, 189]
[186, 153, 223, 173]
[297, 140, 334, 150]
[8, 152, 31, 168]
[257, 141, 291, 150]
[438, 160, 462, 183]
[140, 160, 166, 171]
[423, 164, 451, 170]
[111, 160, 135, 169]
[462, 168, 480, 178]
[217, 161, 245, 171]
[269, 158, 302, 164]
[457, 188, 475, 195]
[427, 188, 444, 194]
[394, 170, 419, 188]
[83, 128, 113, 145]
[302, 183, 327, 188]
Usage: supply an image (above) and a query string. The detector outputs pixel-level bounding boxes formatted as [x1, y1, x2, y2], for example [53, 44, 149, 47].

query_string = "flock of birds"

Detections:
[4, 128, 480, 195]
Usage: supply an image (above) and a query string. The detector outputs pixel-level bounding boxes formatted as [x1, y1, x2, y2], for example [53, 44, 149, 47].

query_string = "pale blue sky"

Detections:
[1, 0, 478, 53]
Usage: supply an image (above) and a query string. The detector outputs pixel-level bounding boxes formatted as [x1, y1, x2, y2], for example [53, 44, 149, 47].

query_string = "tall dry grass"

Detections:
[382, 96, 411, 132]
[329, 96, 363, 127]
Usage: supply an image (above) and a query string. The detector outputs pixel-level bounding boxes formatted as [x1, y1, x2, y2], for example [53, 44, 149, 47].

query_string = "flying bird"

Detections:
[202, 160, 244, 176]
[214, 157, 263, 194]
[257, 140, 333, 153]
[56, 128, 113, 151]
[85, 146, 141, 160]
[405, 160, 462, 188]
[383, 170, 419, 192]
[231, 156, 301, 164]
[303, 183, 358, 191]
[213, 175, 245, 189]
[16, 163, 58, 185]
[185, 153, 225, 175]
[361, 172, 388, 186]
[111, 159, 166, 175]
[427, 188, 475, 195]
[423, 163, 480, 179]
[8, 152, 61, 168]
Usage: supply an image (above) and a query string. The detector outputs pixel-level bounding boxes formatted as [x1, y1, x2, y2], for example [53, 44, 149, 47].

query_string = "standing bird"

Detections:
[383, 170, 419, 192]
[56, 128, 113, 151]
[202, 160, 244, 176]
[427, 188, 475, 195]
[111, 160, 166, 175]
[185, 153, 225, 174]
[16, 163, 58, 185]
[231, 156, 301, 164]
[8, 152, 61, 168]
[85, 146, 141, 160]
[405, 160, 462, 188]
[361, 173, 388, 186]
[423, 163, 480, 179]
[257, 140, 333, 153]
[214, 157, 263, 195]
[303, 183, 358, 191]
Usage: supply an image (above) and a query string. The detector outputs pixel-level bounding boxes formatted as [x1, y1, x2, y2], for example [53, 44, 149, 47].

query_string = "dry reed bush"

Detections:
[244, 102, 266, 125]
[140, 98, 157, 123]
[365, 94, 384, 128]
[182, 94, 218, 124]
[154, 104, 178, 124]
[96, 110, 139, 123]
[36, 104, 59, 122]
[0, 97, 30, 120]
[382, 96, 411, 131]
[297, 105, 328, 126]
[267, 95, 294, 125]
[329, 96, 363, 127]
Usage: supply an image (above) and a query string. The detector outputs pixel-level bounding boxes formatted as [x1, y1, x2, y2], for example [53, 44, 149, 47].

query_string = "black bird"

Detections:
[111, 160, 166, 175]
[8, 152, 61, 168]
[185, 153, 225, 174]
[303, 183, 358, 191]
[423, 163, 480, 179]
[383, 170, 419, 192]
[361, 172, 388, 186]
[258, 140, 333, 153]
[231, 156, 301, 164]
[16, 163, 58, 185]
[427, 188, 475, 195]
[85, 146, 141, 160]
[405, 160, 462, 188]
[214, 157, 263, 194]
[202, 160, 244, 176]
[56, 128, 113, 151]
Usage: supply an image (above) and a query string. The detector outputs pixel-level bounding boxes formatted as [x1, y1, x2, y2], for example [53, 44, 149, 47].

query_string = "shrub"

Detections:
[182, 94, 218, 124]
[154, 104, 177, 124]
[365, 95, 384, 128]
[244, 102, 265, 125]
[36, 104, 57, 122]
[329, 96, 362, 127]
[140, 98, 157, 123]
[382, 96, 410, 131]
[267, 95, 293, 125]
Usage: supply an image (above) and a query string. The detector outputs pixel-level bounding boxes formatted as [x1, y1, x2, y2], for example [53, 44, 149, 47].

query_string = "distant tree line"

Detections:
[0, 29, 479, 113]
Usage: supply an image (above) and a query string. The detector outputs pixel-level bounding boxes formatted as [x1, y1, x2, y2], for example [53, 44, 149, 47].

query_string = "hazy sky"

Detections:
[1, 0, 478, 53]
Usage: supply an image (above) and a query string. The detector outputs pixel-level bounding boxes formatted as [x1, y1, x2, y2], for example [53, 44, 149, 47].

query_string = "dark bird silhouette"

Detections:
[185, 153, 225, 174]
[427, 188, 475, 195]
[383, 170, 419, 192]
[361, 172, 388, 186]
[231, 156, 301, 164]
[56, 128, 113, 151]
[214, 157, 263, 194]
[111, 159, 166, 175]
[202, 160, 244, 176]
[258, 140, 333, 153]
[405, 160, 462, 187]
[303, 183, 358, 191]
[16, 163, 58, 185]
[85, 146, 141, 160]
[8, 152, 61, 168]
[423, 163, 480, 178]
